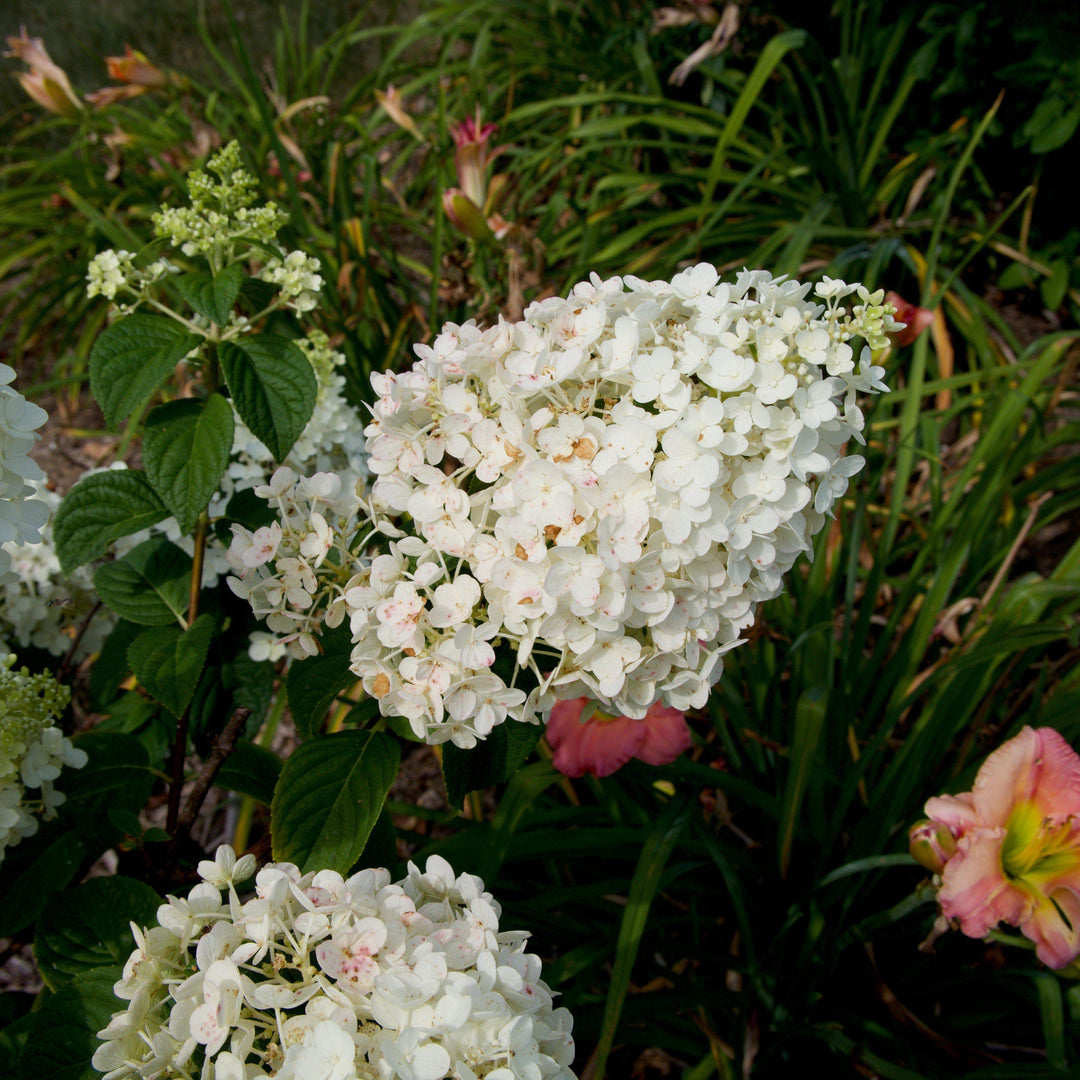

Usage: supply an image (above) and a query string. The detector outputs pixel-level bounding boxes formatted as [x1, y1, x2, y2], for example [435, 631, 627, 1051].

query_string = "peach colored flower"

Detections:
[105, 46, 168, 88]
[4, 28, 83, 118]
[918, 726, 1080, 968]
[885, 291, 934, 347]
[545, 698, 691, 778]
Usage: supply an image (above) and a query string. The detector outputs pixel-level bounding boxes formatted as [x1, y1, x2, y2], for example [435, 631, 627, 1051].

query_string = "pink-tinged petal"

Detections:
[885, 292, 934, 346]
[938, 827, 1028, 938]
[546, 698, 646, 778]
[971, 727, 1080, 826]
[924, 792, 979, 838]
[1020, 889, 1080, 969]
[635, 702, 691, 766]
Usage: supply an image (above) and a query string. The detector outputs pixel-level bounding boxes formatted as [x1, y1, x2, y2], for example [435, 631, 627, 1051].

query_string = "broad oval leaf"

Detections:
[143, 394, 234, 532]
[127, 613, 216, 716]
[52, 470, 169, 574]
[89, 313, 201, 427]
[214, 742, 283, 804]
[442, 719, 544, 810]
[285, 622, 355, 740]
[93, 538, 192, 626]
[35, 877, 161, 990]
[271, 730, 400, 875]
[219, 334, 316, 461]
[175, 264, 243, 326]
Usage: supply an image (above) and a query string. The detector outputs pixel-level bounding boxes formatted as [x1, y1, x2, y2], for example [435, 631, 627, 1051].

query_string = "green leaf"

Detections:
[778, 686, 828, 876]
[0, 832, 86, 937]
[223, 486, 278, 531]
[62, 732, 153, 834]
[35, 877, 161, 990]
[89, 313, 201, 427]
[1040, 259, 1070, 311]
[271, 730, 400, 874]
[87, 620, 142, 711]
[285, 622, 355, 739]
[218, 334, 316, 460]
[442, 720, 544, 810]
[213, 742, 282, 804]
[142, 395, 234, 532]
[20, 972, 125, 1080]
[52, 471, 169, 574]
[175, 264, 243, 326]
[93, 538, 192, 627]
[127, 614, 215, 716]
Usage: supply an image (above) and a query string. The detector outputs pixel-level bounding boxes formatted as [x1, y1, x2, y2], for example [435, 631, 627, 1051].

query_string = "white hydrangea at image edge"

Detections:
[0, 361, 48, 584]
[93, 849, 576, 1080]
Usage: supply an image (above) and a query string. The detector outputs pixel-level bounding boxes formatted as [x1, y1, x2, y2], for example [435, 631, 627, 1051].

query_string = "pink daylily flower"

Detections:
[916, 726, 1080, 968]
[545, 697, 691, 778]
[4, 28, 83, 117]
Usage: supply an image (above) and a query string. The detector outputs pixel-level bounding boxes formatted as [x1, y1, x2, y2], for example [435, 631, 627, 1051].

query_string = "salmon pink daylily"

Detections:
[913, 726, 1080, 968]
[545, 697, 691, 778]
[885, 291, 934, 347]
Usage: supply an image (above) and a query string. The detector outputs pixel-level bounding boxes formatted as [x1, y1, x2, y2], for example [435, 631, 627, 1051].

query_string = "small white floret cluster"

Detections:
[93, 848, 576, 1080]
[0, 361, 49, 585]
[0, 654, 84, 864]
[230, 266, 894, 746]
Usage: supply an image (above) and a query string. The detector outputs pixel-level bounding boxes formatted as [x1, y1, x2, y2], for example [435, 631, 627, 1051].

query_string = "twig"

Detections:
[165, 704, 193, 836]
[177, 707, 252, 833]
[56, 598, 103, 685]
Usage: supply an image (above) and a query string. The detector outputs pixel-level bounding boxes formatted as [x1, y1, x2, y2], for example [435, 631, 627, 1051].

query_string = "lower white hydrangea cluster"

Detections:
[0, 654, 84, 864]
[1, 361, 49, 585]
[229, 266, 895, 746]
[93, 849, 576, 1080]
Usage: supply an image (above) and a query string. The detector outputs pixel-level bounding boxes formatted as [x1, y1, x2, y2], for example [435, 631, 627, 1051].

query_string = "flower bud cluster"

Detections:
[258, 250, 325, 313]
[85, 249, 176, 303]
[0, 654, 84, 864]
[152, 141, 287, 260]
[93, 849, 576, 1080]
[233, 265, 893, 746]
[1, 362, 48, 585]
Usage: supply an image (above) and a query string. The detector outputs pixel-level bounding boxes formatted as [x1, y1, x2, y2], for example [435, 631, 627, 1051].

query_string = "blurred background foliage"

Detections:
[2, 1, 1079, 1076]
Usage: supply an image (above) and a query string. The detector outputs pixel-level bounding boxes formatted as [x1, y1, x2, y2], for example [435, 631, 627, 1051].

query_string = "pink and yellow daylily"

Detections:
[915, 726, 1080, 968]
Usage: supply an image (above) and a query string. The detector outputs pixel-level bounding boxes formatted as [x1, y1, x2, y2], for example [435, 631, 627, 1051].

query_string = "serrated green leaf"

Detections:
[93, 538, 192, 627]
[285, 622, 355, 739]
[442, 720, 544, 810]
[35, 878, 161, 990]
[0, 832, 86, 937]
[175, 264, 243, 326]
[87, 620, 142, 711]
[52, 471, 169, 574]
[62, 732, 153, 835]
[127, 614, 215, 716]
[213, 742, 282, 803]
[20, 971, 125, 1080]
[223, 486, 279, 531]
[271, 731, 400, 874]
[142, 394, 234, 533]
[89, 313, 201, 426]
[218, 335, 316, 461]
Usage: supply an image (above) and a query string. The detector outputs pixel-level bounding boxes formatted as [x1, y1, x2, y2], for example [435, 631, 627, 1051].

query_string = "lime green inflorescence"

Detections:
[0, 653, 71, 777]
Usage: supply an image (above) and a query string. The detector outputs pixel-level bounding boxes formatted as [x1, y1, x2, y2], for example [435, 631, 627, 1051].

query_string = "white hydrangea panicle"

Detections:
[230, 265, 895, 745]
[93, 847, 576, 1080]
[0, 655, 83, 864]
[0, 362, 48, 586]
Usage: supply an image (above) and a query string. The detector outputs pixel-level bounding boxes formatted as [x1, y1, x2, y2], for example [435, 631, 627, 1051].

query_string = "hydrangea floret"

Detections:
[0, 654, 84, 863]
[0, 361, 49, 585]
[230, 266, 895, 747]
[92, 849, 576, 1080]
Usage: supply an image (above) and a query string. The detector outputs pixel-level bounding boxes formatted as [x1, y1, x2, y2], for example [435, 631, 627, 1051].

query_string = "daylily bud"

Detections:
[885, 291, 934, 346]
[4, 29, 83, 118]
[442, 188, 498, 244]
[908, 819, 957, 874]
[448, 109, 502, 211]
[105, 46, 168, 88]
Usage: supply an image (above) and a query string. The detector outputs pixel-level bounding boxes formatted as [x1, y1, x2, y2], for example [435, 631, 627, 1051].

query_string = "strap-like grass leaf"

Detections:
[142, 394, 234, 532]
[127, 614, 215, 716]
[93, 538, 192, 627]
[52, 470, 169, 574]
[175, 264, 243, 326]
[35, 877, 161, 990]
[219, 334, 316, 461]
[778, 686, 828, 876]
[271, 730, 400, 874]
[89, 313, 201, 426]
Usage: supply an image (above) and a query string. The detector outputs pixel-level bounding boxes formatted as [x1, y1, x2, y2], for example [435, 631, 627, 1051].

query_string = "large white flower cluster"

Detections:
[230, 266, 893, 746]
[0, 654, 84, 864]
[93, 848, 576, 1080]
[0, 361, 49, 585]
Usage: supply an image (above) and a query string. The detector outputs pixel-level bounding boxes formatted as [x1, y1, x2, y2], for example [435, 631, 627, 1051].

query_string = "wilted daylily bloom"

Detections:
[105, 46, 169, 88]
[913, 726, 1080, 968]
[885, 291, 934, 346]
[546, 697, 692, 778]
[3, 28, 83, 118]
